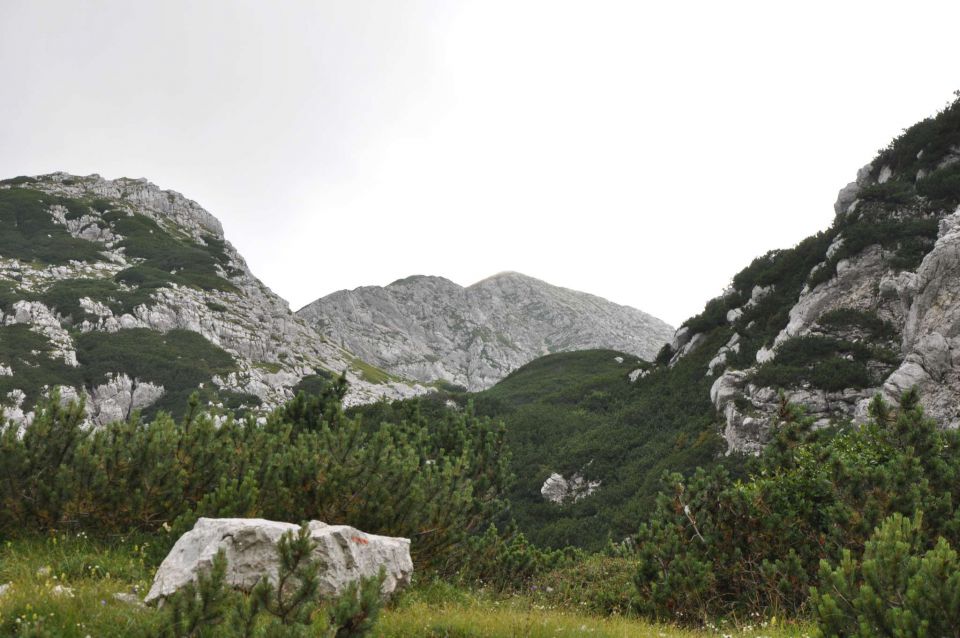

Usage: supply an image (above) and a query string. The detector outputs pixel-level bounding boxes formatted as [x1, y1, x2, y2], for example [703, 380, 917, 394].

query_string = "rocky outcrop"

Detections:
[540, 471, 601, 505]
[298, 272, 673, 391]
[702, 135, 960, 454]
[877, 210, 960, 428]
[145, 517, 413, 604]
[87, 374, 166, 426]
[0, 173, 428, 426]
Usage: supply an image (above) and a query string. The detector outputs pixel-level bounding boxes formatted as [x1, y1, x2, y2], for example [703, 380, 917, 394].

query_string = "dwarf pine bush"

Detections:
[811, 513, 960, 637]
[633, 390, 960, 623]
[0, 378, 510, 571]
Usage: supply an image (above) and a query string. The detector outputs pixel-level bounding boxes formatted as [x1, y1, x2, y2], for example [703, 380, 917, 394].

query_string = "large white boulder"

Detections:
[145, 518, 413, 604]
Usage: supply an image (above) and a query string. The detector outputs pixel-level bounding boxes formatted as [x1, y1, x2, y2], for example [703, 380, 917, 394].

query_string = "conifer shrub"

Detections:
[633, 391, 960, 624]
[917, 161, 960, 207]
[0, 378, 510, 572]
[0, 189, 103, 264]
[453, 525, 581, 592]
[873, 91, 960, 179]
[810, 513, 960, 637]
[751, 335, 898, 392]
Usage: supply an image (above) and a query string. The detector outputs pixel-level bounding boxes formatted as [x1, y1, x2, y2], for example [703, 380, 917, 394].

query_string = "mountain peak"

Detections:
[298, 272, 673, 391]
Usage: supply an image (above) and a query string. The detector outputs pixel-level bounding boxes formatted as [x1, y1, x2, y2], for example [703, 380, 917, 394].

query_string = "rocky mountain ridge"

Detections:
[659, 97, 960, 454]
[297, 272, 674, 391]
[0, 172, 427, 426]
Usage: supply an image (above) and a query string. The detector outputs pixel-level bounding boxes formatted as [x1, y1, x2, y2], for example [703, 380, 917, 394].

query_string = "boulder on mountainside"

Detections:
[145, 517, 413, 604]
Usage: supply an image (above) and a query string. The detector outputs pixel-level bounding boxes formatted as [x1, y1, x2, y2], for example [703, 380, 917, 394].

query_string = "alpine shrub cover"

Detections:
[0, 377, 510, 570]
[633, 390, 960, 623]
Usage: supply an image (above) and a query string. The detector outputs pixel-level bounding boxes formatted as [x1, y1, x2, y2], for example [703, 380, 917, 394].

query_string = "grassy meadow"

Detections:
[0, 533, 811, 638]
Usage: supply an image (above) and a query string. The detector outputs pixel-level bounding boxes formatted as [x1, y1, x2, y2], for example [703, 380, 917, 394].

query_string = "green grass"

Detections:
[0, 534, 162, 637]
[376, 583, 811, 638]
[0, 534, 811, 638]
[349, 356, 398, 385]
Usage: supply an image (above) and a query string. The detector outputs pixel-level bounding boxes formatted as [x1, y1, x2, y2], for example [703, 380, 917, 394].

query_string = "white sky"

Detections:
[1, 1, 958, 326]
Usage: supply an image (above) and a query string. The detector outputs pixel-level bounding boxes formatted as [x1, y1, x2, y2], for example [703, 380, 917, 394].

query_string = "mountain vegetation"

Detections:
[6, 95, 960, 636]
[353, 347, 731, 550]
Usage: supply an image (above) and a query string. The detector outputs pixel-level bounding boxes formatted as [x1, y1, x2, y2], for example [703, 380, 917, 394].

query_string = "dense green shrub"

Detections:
[0, 325, 81, 407]
[422, 348, 729, 551]
[103, 211, 237, 293]
[75, 329, 237, 416]
[917, 161, 960, 206]
[36, 278, 126, 323]
[873, 91, 960, 179]
[857, 180, 915, 205]
[811, 513, 960, 638]
[751, 335, 898, 392]
[0, 382, 510, 571]
[454, 525, 581, 591]
[0, 189, 103, 264]
[532, 553, 639, 616]
[723, 232, 836, 369]
[0, 325, 241, 418]
[633, 391, 960, 623]
[807, 214, 940, 290]
[817, 308, 898, 342]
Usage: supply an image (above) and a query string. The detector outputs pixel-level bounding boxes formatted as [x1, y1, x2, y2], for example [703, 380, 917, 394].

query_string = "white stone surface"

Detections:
[145, 517, 413, 604]
[540, 471, 601, 505]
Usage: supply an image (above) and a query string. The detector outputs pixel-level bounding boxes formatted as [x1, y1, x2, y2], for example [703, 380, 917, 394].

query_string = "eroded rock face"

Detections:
[0, 173, 428, 426]
[298, 272, 674, 391]
[87, 374, 166, 426]
[145, 517, 413, 604]
[540, 471, 601, 505]
[705, 156, 960, 453]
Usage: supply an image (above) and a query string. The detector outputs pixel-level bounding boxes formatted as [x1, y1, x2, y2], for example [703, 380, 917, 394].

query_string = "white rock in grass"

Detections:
[145, 517, 413, 604]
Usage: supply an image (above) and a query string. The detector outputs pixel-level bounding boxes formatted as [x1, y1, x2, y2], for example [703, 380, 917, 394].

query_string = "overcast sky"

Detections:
[1, 1, 958, 326]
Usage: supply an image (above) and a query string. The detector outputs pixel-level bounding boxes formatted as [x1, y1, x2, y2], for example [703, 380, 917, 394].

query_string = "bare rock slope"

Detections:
[659, 98, 960, 454]
[298, 272, 674, 391]
[0, 173, 425, 426]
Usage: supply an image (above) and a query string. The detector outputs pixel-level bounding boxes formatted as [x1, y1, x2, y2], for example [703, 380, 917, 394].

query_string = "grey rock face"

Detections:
[145, 517, 413, 604]
[707, 155, 960, 453]
[298, 272, 674, 391]
[540, 471, 601, 505]
[0, 173, 427, 425]
[834, 163, 873, 216]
